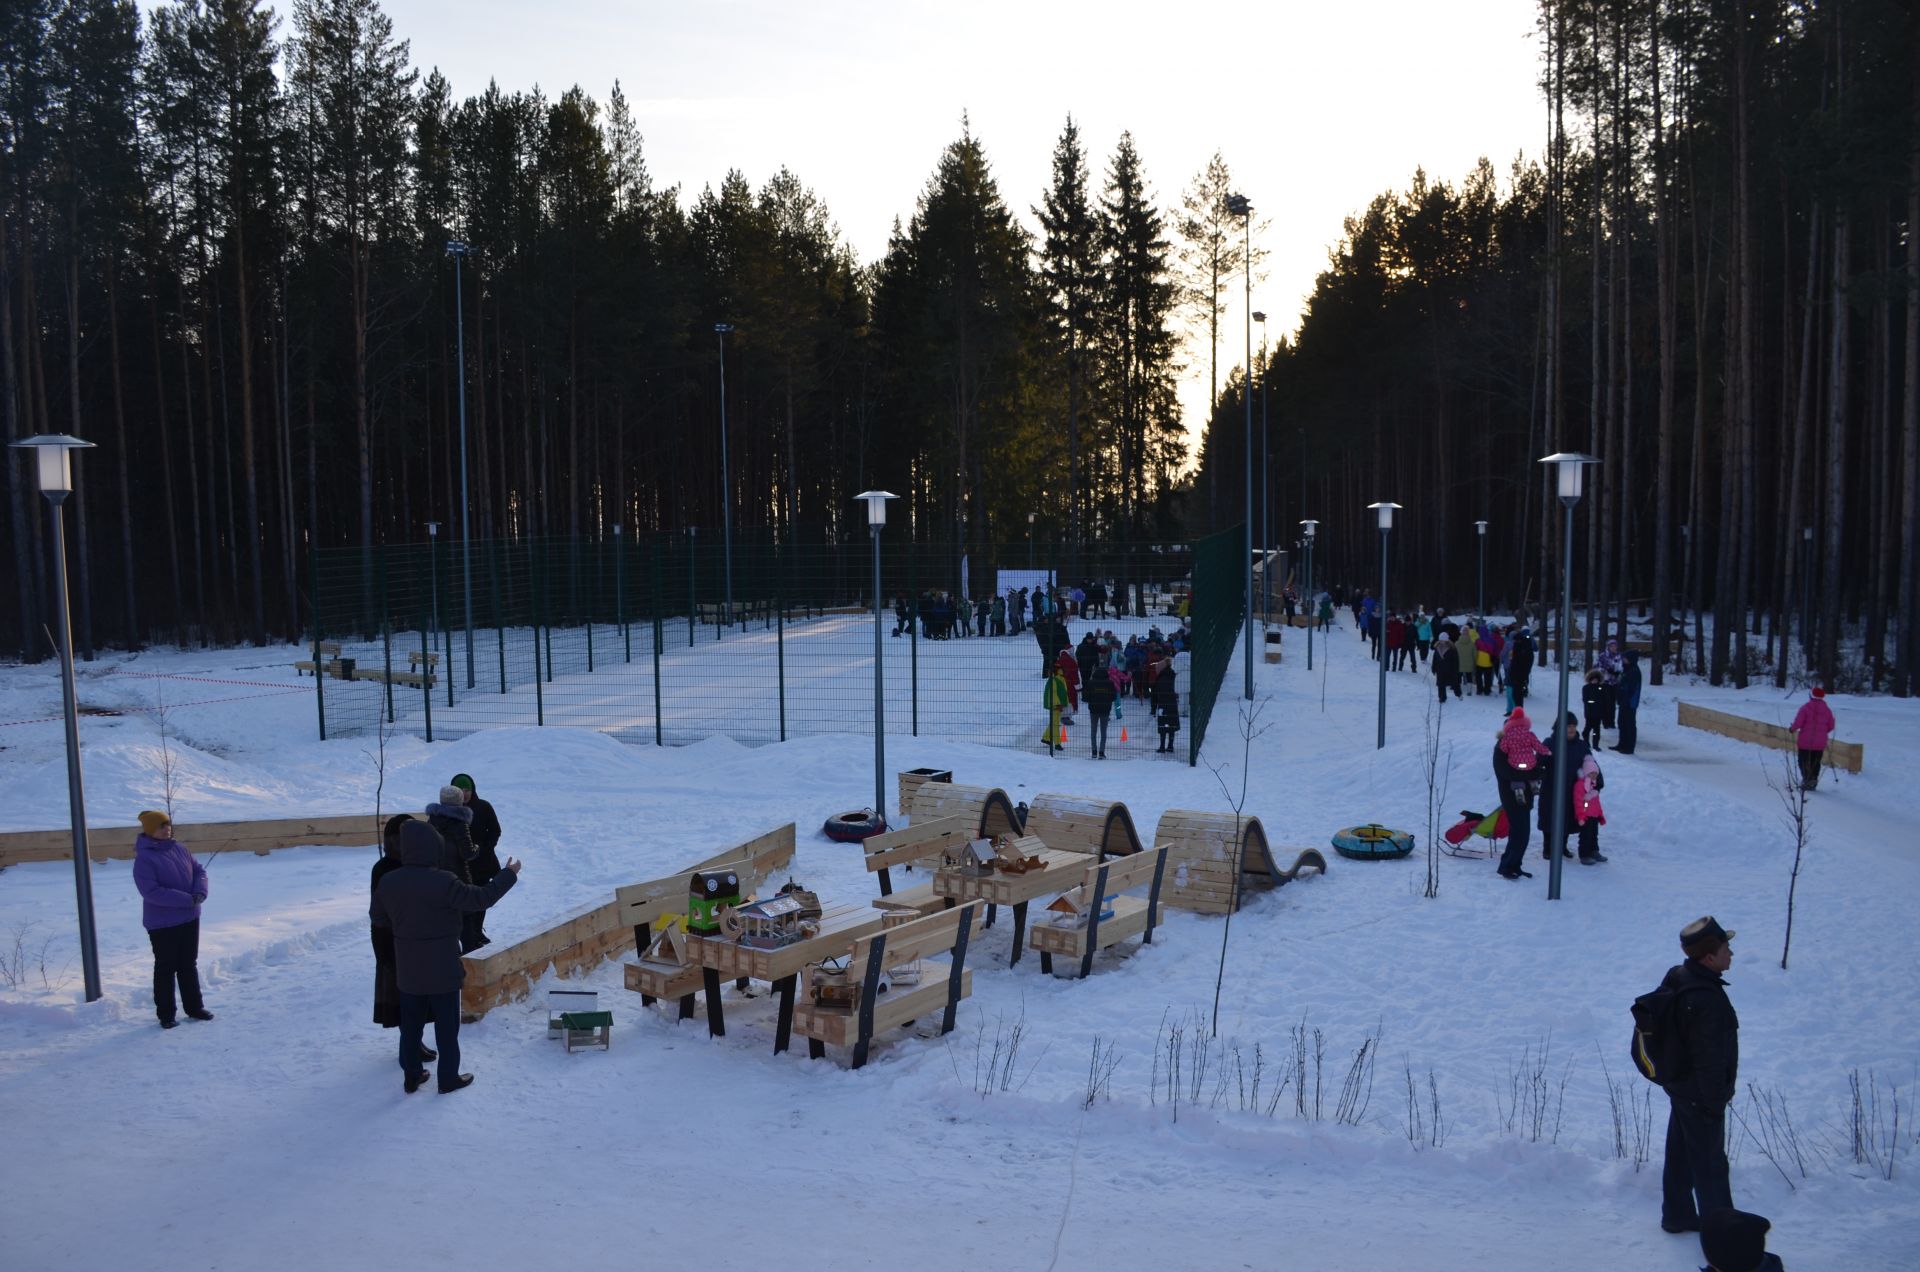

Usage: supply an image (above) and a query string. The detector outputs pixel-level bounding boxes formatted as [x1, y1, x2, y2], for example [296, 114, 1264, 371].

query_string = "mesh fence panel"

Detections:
[1184, 523, 1248, 763]
[307, 531, 1227, 762]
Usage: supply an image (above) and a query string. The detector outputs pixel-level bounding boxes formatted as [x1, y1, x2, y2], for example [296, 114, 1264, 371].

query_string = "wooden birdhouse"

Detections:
[730, 894, 820, 949]
[1045, 886, 1115, 928]
[809, 956, 857, 1011]
[943, 838, 995, 877]
[993, 835, 1045, 875]
[643, 924, 686, 967]
[688, 870, 741, 935]
[775, 878, 823, 921]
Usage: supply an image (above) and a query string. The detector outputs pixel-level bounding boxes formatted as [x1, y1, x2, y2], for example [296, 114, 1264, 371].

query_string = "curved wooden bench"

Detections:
[1153, 810, 1326, 914]
[904, 782, 1023, 840]
[1025, 792, 1144, 858]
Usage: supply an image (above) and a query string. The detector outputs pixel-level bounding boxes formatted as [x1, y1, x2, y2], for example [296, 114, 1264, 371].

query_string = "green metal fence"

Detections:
[306, 529, 1231, 763]
[1185, 523, 1248, 764]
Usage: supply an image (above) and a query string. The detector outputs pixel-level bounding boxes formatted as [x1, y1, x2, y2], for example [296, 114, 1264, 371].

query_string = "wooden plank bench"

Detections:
[349, 667, 437, 688]
[407, 650, 442, 670]
[616, 824, 796, 1019]
[1676, 700, 1864, 773]
[1028, 844, 1170, 979]
[1025, 792, 1145, 858]
[862, 816, 971, 916]
[294, 642, 342, 673]
[792, 900, 984, 1069]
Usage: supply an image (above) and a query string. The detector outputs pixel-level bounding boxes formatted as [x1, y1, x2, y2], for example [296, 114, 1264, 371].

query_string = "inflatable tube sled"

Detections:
[823, 808, 889, 842]
[1331, 824, 1414, 860]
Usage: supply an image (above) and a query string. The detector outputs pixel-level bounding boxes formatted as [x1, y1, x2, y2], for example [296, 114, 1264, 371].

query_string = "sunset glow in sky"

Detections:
[384, 0, 1545, 439]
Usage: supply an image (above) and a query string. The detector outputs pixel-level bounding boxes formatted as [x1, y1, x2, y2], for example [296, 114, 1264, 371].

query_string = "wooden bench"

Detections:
[1028, 844, 1170, 979]
[294, 642, 342, 673]
[408, 650, 441, 669]
[1024, 793, 1145, 859]
[792, 900, 984, 1069]
[862, 816, 971, 916]
[904, 782, 1024, 840]
[349, 667, 437, 688]
[1153, 810, 1327, 914]
[1676, 700, 1864, 774]
[617, 824, 796, 1019]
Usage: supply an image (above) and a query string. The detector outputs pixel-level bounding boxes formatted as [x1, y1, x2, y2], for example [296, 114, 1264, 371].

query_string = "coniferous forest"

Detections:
[2, 0, 1915, 696]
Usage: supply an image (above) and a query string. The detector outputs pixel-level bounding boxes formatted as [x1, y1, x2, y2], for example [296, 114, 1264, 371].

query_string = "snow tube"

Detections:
[1330, 824, 1415, 860]
[823, 808, 889, 843]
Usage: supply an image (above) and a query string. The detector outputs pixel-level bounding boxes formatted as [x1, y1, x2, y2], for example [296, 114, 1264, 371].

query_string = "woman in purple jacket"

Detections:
[132, 810, 213, 1028]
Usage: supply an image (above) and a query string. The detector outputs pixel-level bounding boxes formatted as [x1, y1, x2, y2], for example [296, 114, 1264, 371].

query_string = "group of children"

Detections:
[1043, 627, 1183, 757]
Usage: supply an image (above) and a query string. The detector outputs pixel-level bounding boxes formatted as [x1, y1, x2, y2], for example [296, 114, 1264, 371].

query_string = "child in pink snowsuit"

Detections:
[1574, 755, 1606, 826]
[1497, 708, 1552, 773]
[1789, 685, 1835, 790]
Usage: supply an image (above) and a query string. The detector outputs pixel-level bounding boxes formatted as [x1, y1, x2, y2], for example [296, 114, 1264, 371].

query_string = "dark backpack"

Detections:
[1630, 981, 1705, 1085]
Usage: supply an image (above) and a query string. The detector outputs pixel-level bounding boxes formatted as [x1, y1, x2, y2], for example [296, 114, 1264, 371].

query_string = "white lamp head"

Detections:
[1539, 451, 1599, 502]
[12, 433, 93, 495]
[854, 489, 897, 529]
[1299, 518, 1318, 541]
[1475, 519, 1488, 535]
[613, 524, 621, 537]
[425, 521, 439, 537]
[1367, 501, 1402, 531]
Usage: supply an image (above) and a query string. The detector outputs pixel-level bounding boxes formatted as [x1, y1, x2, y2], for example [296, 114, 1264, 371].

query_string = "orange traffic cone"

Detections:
[1121, 726, 1129, 743]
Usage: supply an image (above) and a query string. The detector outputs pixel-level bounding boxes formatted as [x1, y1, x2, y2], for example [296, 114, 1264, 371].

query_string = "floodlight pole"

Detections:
[1227, 193, 1255, 700]
[1301, 519, 1318, 672]
[447, 240, 475, 688]
[716, 323, 735, 626]
[1368, 502, 1400, 750]
[857, 492, 898, 827]
[1475, 520, 1488, 617]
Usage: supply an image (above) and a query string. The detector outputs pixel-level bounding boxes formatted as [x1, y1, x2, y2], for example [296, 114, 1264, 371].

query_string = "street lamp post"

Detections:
[614, 524, 627, 662]
[1540, 452, 1599, 901]
[1028, 511, 1036, 570]
[12, 433, 103, 1001]
[1475, 520, 1488, 616]
[446, 240, 475, 688]
[1800, 526, 1814, 657]
[1227, 192, 1255, 699]
[1300, 519, 1318, 672]
[715, 323, 735, 627]
[1367, 502, 1401, 750]
[856, 491, 898, 828]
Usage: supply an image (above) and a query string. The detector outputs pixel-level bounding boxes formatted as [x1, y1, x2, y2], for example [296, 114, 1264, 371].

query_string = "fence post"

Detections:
[420, 606, 434, 744]
[909, 540, 918, 736]
[776, 543, 787, 742]
[443, 536, 456, 710]
[651, 539, 664, 747]
[531, 539, 545, 726]
[379, 554, 394, 724]
[619, 529, 630, 663]
[492, 539, 506, 695]
[687, 531, 696, 649]
[543, 539, 555, 683]
[310, 543, 326, 742]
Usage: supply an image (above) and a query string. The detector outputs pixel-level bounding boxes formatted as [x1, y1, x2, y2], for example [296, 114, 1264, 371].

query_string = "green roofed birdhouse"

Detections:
[688, 870, 741, 935]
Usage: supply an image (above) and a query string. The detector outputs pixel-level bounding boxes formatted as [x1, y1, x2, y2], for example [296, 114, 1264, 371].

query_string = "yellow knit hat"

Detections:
[138, 810, 171, 836]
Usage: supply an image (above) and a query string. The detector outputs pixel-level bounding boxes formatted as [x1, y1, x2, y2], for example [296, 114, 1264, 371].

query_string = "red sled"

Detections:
[1442, 808, 1508, 858]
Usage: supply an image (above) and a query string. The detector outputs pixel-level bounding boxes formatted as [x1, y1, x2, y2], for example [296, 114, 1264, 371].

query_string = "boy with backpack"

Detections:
[1632, 917, 1741, 1238]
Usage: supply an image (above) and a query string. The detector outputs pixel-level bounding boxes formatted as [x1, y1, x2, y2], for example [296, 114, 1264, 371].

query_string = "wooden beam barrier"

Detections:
[1675, 701, 1863, 774]
[0, 814, 376, 869]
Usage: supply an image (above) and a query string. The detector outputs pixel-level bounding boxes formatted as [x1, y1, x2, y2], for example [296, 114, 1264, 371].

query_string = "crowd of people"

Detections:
[1043, 624, 1190, 757]
[894, 577, 1163, 642]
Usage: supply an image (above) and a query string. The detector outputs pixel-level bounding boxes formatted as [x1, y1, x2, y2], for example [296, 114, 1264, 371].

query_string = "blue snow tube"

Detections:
[1331, 824, 1415, 860]
[823, 808, 889, 843]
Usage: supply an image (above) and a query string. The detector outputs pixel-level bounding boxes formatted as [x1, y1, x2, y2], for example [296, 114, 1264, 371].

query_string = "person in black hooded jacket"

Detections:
[371, 820, 520, 1094]
[450, 773, 502, 948]
[1658, 917, 1741, 1237]
[1537, 712, 1605, 863]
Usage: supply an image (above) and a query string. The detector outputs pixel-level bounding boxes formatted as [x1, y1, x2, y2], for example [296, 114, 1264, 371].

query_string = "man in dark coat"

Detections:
[371, 820, 521, 1094]
[1615, 650, 1643, 754]
[1658, 917, 1741, 1237]
[1508, 626, 1535, 707]
[1538, 712, 1604, 862]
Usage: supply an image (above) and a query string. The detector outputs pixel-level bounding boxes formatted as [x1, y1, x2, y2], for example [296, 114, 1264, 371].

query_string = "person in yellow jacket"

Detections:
[1043, 667, 1070, 756]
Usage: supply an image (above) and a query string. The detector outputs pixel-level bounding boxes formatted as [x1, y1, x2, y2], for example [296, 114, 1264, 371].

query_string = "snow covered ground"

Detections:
[1, 619, 1915, 1269]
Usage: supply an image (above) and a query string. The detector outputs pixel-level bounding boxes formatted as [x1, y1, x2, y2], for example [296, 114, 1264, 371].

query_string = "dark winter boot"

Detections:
[439, 1074, 476, 1095]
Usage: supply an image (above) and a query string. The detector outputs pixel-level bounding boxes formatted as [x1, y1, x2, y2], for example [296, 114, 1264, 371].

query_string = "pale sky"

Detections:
[382, 0, 1546, 444]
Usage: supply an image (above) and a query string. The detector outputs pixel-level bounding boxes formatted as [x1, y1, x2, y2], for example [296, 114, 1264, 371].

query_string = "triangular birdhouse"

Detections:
[644, 925, 686, 967]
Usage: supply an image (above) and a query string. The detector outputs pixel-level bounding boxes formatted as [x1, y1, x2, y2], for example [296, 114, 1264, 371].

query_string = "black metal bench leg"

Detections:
[1040, 951, 1053, 976]
[1009, 900, 1028, 967]
[772, 974, 797, 1055]
[984, 902, 997, 929]
[702, 967, 726, 1037]
[808, 1038, 825, 1060]
[677, 993, 695, 1020]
